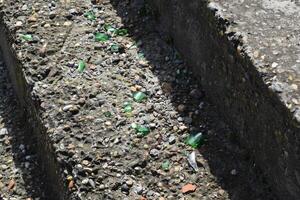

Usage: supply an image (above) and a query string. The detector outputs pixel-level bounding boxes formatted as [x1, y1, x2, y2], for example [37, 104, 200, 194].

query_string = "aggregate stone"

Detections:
[149, 149, 160, 157]
[0, 128, 8, 136]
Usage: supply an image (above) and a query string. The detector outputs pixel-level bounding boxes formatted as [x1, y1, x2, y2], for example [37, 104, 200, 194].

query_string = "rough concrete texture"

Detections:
[0, 0, 280, 199]
[150, 0, 300, 199]
[0, 55, 46, 199]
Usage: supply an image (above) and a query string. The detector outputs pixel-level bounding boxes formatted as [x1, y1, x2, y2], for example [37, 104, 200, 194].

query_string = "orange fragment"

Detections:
[181, 183, 197, 194]
[68, 180, 74, 190]
[8, 179, 15, 191]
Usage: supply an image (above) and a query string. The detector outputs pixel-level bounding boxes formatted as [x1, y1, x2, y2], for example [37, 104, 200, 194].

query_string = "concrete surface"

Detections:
[1, 0, 297, 199]
[150, 0, 300, 199]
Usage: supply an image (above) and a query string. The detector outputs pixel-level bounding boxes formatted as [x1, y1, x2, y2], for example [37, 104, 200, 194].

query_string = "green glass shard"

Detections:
[110, 44, 120, 53]
[104, 24, 116, 33]
[162, 160, 170, 171]
[131, 123, 150, 137]
[20, 34, 33, 41]
[95, 33, 110, 42]
[133, 92, 146, 102]
[123, 102, 133, 113]
[85, 11, 96, 21]
[138, 52, 145, 59]
[124, 105, 133, 113]
[136, 125, 150, 137]
[78, 60, 86, 73]
[115, 28, 128, 36]
[185, 132, 205, 149]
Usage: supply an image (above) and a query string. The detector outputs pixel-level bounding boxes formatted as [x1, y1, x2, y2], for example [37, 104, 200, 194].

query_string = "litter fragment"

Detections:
[20, 34, 33, 41]
[138, 52, 145, 59]
[8, 179, 15, 191]
[68, 180, 74, 190]
[161, 160, 171, 171]
[84, 11, 96, 21]
[185, 132, 205, 148]
[114, 28, 128, 36]
[110, 44, 120, 53]
[181, 183, 197, 194]
[133, 92, 147, 102]
[103, 24, 116, 33]
[78, 60, 86, 73]
[136, 126, 150, 137]
[123, 102, 133, 113]
[131, 123, 150, 137]
[187, 151, 199, 172]
[95, 33, 110, 42]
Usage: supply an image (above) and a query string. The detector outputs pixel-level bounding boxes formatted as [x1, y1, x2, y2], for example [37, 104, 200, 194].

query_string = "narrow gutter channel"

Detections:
[0, 52, 45, 199]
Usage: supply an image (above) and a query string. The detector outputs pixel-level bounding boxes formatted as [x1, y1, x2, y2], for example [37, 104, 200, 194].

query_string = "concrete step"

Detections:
[149, 0, 300, 199]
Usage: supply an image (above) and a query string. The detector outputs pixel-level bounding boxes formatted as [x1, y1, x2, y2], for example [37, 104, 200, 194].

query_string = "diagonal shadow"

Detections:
[108, 0, 277, 199]
[0, 53, 46, 199]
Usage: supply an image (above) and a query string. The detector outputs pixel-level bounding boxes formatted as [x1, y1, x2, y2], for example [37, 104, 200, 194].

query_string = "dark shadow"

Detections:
[108, 0, 277, 199]
[0, 54, 45, 198]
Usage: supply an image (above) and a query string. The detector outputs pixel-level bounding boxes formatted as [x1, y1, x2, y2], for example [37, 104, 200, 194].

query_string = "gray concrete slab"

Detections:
[215, 0, 300, 120]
